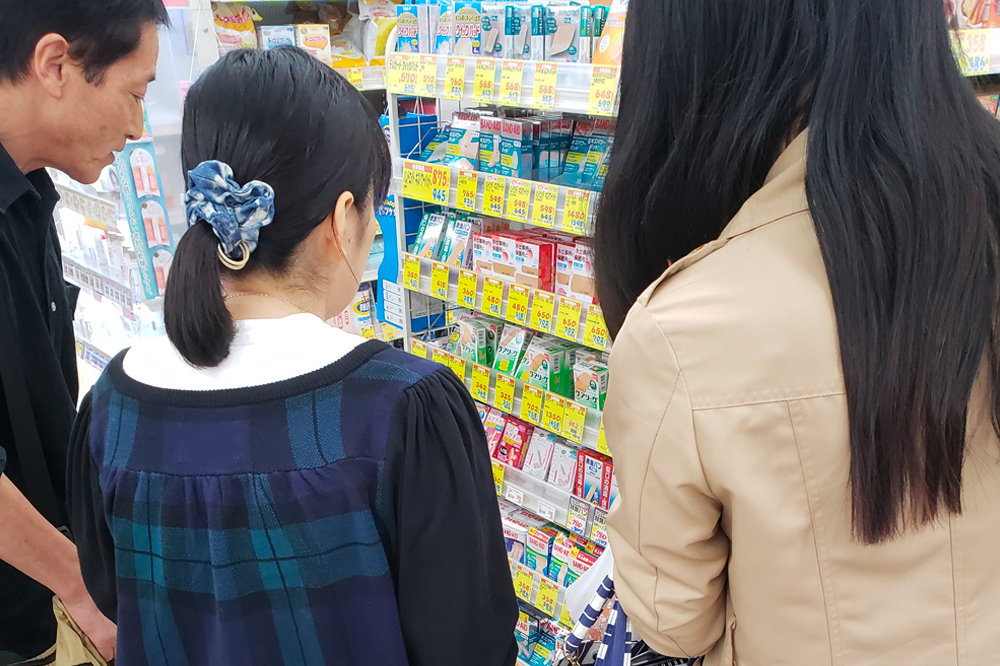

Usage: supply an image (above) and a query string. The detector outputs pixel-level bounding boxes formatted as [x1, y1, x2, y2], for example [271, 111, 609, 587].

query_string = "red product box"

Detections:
[514, 236, 555, 292]
[496, 419, 534, 469]
[484, 409, 509, 458]
[575, 449, 614, 509]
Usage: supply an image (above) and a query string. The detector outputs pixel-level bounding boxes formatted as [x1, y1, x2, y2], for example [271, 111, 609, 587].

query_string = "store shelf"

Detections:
[76, 339, 116, 371]
[336, 65, 386, 92]
[54, 183, 118, 228]
[394, 159, 598, 237]
[387, 53, 619, 117]
[496, 460, 609, 548]
[401, 254, 610, 352]
[63, 255, 137, 314]
[410, 338, 605, 450]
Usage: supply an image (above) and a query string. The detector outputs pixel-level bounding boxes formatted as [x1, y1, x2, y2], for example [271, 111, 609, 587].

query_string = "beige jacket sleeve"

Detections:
[605, 303, 730, 659]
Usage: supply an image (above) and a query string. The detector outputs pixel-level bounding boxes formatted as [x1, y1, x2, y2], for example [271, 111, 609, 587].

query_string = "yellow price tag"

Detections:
[411, 339, 429, 359]
[506, 179, 531, 223]
[483, 174, 507, 217]
[521, 385, 544, 425]
[471, 363, 491, 402]
[361, 326, 376, 340]
[498, 59, 525, 106]
[457, 170, 478, 212]
[417, 55, 438, 96]
[402, 160, 451, 205]
[430, 261, 450, 300]
[458, 269, 478, 309]
[556, 296, 583, 342]
[507, 283, 530, 325]
[529, 290, 555, 333]
[402, 253, 422, 291]
[492, 458, 505, 495]
[473, 58, 497, 103]
[346, 67, 365, 90]
[958, 30, 991, 76]
[587, 64, 619, 116]
[537, 577, 559, 617]
[543, 393, 565, 434]
[386, 53, 417, 94]
[531, 183, 558, 229]
[514, 563, 534, 603]
[531, 62, 558, 110]
[445, 309, 456, 325]
[562, 400, 586, 444]
[597, 419, 610, 455]
[483, 276, 505, 317]
[444, 56, 467, 99]
[562, 188, 591, 235]
[495, 374, 516, 413]
[431, 347, 450, 366]
[583, 305, 609, 350]
[449, 354, 468, 380]
[381, 323, 399, 342]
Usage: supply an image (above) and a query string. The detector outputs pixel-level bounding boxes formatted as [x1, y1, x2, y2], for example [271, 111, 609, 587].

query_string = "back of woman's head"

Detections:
[597, 0, 1000, 542]
[164, 47, 390, 368]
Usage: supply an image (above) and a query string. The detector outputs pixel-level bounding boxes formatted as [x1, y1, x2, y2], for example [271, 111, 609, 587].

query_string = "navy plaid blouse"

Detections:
[66, 341, 518, 666]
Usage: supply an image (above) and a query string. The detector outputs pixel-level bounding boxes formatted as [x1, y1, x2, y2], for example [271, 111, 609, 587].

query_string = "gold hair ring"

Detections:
[217, 240, 251, 271]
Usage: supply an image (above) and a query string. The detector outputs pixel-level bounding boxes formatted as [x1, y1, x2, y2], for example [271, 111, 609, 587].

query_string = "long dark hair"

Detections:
[164, 48, 391, 368]
[595, 0, 1000, 543]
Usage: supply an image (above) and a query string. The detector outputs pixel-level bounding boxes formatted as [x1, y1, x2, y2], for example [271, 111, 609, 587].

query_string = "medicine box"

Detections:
[479, 116, 504, 174]
[522, 430, 557, 480]
[547, 442, 578, 492]
[573, 361, 608, 410]
[258, 25, 295, 49]
[575, 449, 613, 509]
[514, 235, 555, 292]
[525, 525, 560, 578]
[494, 325, 533, 375]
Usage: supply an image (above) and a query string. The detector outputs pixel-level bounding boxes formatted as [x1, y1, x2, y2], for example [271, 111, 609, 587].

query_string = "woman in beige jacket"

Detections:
[595, 2, 1000, 665]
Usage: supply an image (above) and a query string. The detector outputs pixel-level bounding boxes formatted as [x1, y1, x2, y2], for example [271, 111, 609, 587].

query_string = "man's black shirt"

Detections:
[0, 140, 79, 657]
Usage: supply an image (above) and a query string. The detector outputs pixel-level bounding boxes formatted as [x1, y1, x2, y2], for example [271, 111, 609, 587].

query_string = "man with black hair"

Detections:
[0, 1, 168, 661]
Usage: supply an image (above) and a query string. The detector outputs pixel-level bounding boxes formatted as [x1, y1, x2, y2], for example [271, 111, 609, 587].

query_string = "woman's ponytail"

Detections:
[163, 220, 235, 368]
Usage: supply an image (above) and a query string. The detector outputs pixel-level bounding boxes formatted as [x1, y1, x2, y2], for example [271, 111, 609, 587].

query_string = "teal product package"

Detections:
[419, 125, 453, 163]
[453, 1, 483, 55]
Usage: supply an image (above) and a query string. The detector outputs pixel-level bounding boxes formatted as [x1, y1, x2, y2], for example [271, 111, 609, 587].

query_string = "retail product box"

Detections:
[593, 0, 626, 66]
[445, 111, 483, 170]
[496, 419, 534, 469]
[396, 4, 434, 53]
[573, 361, 608, 410]
[548, 533, 576, 586]
[522, 430, 558, 481]
[570, 240, 597, 305]
[545, 5, 583, 62]
[295, 24, 333, 66]
[454, 0, 483, 56]
[564, 548, 598, 587]
[213, 3, 258, 54]
[411, 212, 449, 259]
[481, 2, 505, 57]
[258, 25, 295, 49]
[494, 325, 533, 376]
[608, 471, 619, 509]
[581, 119, 616, 187]
[484, 408, 509, 457]
[440, 216, 474, 267]
[526, 338, 571, 397]
[420, 125, 452, 163]
[500, 119, 533, 179]
[553, 239, 576, 298]
[490, 232, 519, 279]
[457, 315, 496, 365]
[479, 116, 504, 174]
[502, 509, 548, 564]
[547, 441, 578, 492]
[525, 525, 561, 578]
[505, 3, 531, 59]
[475, 402, 492, 426]
[472, 232, 494, 275]
[514, 235, 555, 291]
[575, 449, 613, 509]
[436, 0, 454, 54]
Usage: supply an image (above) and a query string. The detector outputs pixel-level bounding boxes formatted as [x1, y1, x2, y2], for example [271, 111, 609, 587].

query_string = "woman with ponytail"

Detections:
[598, 1, 1000, 664]
[65, 48, 517, 666]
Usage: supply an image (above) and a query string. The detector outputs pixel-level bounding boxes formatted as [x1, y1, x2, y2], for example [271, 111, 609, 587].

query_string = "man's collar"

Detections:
[0, 141, 57, 215]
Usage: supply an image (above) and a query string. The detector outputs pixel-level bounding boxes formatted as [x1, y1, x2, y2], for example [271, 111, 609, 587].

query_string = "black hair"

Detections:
[165, 48, 391, 368]
[0, 0, 169, 84]
[596, 0, 1000, 543]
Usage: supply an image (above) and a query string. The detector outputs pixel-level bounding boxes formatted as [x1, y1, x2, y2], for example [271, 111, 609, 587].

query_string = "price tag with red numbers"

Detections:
[531, 62, 558, 110]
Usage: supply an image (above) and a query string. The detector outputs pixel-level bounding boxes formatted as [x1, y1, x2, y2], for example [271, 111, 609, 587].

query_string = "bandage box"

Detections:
[570, 239, 597, 305]
[475, 402, 492, 426]
[548, 533, 577, 585]
[296, 24, 333, 66]
[525, 525, 561, 577]
[505, 3, 531, 59]
[544, 5, 582, 62]
[458, 316, 495, 365]
[419, 125, 452, 163]
[440, 216, 474, 267]
[453, 0, 483, 56]
[547, 442, 578, 492]
[258, 25, 295, 49]
[494, 325, 533, 376]
[573, 361, 608, 410]
[553, 240, 576, 298]
[479, 116, 504, 174]
[500, 118, 533, 179]
[496, 419, 534, 469]
[502, 510, 547, 564]
[472, 232, 494, 275]
[484, 409, 509, 457]
[481, 2, 506, 57]
[514, 235, 555, 291]
[435, 0, 454, 54]
[445, 111, 482, 170]
[575, 450, 613, 509]
[526, 338, 573, 397]
[564, 549, 598, 587]
[490, 232, 519, 279]
[411, 212, 448, 259]
[522, 430, 557, 480]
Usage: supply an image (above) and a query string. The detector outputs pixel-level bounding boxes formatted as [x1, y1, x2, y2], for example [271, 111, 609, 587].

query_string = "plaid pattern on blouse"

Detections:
[86, 343, 438, 666]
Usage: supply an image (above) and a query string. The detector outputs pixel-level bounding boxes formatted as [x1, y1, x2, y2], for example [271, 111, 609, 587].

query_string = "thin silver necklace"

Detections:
[224, 292, 306, 313]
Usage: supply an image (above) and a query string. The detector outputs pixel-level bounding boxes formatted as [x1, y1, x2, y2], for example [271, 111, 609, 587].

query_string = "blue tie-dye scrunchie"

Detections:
[185, 160, 275, 260]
